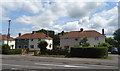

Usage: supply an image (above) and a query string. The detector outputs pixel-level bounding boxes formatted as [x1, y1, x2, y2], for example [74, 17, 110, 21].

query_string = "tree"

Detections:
[113, 28, 120, 46]
[105, 37, 118, 46]
[99, 42, 110, 47]
[38, 41, 48, 54]
[79, 37, 90, 47]
[2, 44, 10, 54]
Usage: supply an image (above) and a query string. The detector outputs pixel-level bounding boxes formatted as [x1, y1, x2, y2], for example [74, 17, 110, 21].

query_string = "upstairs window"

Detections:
[30, 45, 34, 48]
[64, 38, 69, 41]
[95, 37, 99, 40]
[31, 39, 33, 41]
[75, 38, 78, 41]
[38, 38, 41, 41]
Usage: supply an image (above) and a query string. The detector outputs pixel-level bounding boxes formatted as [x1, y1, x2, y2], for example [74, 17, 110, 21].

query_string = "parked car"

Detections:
[111, 47, 118, 54]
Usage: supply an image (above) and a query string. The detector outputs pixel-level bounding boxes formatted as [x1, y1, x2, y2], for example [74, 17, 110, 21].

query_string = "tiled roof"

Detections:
[60, 30, 106, 38]
[2, 35, 15, 40]
[15, 32, 52, 39]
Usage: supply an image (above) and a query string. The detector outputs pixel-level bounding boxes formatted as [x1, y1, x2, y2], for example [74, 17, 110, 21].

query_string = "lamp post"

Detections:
[7, 20, 11, 45]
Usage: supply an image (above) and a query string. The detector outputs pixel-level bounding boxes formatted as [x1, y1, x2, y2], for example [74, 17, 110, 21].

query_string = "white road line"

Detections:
[3, 64, 52, 69]
[35, 63, 88, 68]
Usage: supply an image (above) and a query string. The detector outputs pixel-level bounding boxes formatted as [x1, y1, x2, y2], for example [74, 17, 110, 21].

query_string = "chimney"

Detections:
[102, 29, 104, 35]
[18, 33, 21, 37]
[61, 31, 64, 35]
[46, 31, 49, 37]
[80, 28, 83, 32]
[32, 31, 36, 34]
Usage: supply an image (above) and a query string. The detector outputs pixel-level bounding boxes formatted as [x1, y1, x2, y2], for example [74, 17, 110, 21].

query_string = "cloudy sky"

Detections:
[1, 0, 119, 37]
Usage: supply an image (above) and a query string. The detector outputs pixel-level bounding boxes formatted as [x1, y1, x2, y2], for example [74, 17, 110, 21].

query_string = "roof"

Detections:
[2, 35, 15, 40]
[15, 32, 52, 39]
[60, 30, 106, 39]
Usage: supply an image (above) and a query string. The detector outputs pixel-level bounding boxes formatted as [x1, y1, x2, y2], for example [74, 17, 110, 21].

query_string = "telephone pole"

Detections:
[7, 20, 11, 45]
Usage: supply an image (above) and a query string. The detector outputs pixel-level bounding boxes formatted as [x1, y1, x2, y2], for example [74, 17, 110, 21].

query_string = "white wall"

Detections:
[3, 40, 15, 49]
[44, 39, 53, 50]
[60, 37, 105, 49]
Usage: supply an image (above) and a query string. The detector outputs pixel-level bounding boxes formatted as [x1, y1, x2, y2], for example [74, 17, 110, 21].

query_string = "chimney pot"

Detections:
[80, 28, 83, 32]
[19, 33, 21, 37]
[32, 31, 36, 34]
[102, 29, 104, 35]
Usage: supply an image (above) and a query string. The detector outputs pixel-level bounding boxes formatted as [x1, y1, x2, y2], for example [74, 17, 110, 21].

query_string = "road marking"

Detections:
[35, 63, 88, 68]
[3, 64, 52, 69]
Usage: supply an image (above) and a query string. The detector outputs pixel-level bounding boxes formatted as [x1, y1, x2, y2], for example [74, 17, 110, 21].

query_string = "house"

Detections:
[2, 35, 15, 49]
[15, 31, 53, 50]
[60, 28, 106, 49]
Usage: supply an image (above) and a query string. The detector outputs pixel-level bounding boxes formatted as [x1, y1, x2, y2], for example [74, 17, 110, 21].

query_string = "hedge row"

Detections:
[45, 49, 68, 55]
[2, 49, 21, 54]
[69, 47, 108, 58]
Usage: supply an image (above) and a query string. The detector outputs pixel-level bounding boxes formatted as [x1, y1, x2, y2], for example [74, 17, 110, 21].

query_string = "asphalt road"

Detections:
[1, 54, 119, 71]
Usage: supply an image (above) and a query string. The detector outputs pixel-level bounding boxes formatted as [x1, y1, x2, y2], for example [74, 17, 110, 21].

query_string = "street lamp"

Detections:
[7, 20, 11, 45]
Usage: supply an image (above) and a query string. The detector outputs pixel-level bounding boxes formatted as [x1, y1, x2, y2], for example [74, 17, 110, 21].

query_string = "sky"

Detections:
[0, 0, 119, 38]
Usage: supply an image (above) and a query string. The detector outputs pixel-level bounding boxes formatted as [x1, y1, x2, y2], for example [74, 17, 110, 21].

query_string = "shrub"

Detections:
[45, 49, 68, 55]
[69, 47, 108, 58]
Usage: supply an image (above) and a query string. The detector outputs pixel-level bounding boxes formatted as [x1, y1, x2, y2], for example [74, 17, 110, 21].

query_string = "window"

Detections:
[75, 38, 78, 41]
[31, 39, 33, 41]
[25, 45, 27, 48]
[64, 38, 69, 41]
[11, 45, 14, 49]
[18, 46, 21, 48]
[49, 44, 51, 48]
[38, 38, 41, 41]
[30, 45, 34, 48]
[95, 37, 99, 40]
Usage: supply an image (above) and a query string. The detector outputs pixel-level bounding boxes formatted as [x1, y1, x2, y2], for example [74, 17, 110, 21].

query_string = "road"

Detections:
[1, 54, 119, 71]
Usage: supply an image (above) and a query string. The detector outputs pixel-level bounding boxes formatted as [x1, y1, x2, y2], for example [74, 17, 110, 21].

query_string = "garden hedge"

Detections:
[69, 47, 108, 58]
[45, 49, 68, 55]
[2, 49, 21, 54]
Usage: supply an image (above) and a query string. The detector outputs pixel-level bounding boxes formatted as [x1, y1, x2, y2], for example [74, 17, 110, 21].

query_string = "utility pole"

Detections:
[7, 20, 11, 45]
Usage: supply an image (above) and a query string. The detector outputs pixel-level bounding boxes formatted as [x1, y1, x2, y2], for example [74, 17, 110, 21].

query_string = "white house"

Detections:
[60, 28, 106, 49]
[15, 32, 53, 50]
[2, 35, 15, 49]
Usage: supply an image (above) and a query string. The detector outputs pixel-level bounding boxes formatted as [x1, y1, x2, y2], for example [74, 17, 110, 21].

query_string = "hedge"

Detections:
[2, 49, 21, 54]
[69, 47, 108, 58]
[45, 49, 68, 55]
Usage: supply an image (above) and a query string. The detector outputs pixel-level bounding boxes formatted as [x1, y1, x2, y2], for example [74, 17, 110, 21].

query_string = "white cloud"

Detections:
[14, 15, 32, 25]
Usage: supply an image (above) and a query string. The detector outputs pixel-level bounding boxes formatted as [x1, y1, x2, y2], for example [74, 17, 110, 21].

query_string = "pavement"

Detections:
[0, 54, 119, 71]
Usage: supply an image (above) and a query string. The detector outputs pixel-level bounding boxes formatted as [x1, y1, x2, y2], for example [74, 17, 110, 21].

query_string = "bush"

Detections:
[69, 47, 108, 58]
[45, 49, 68, 55]
[2, 49, 21, 54]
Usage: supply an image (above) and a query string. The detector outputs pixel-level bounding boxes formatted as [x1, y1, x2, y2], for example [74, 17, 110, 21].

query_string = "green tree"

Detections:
[105, 37, 118, 46]
[36, 29, 55, 38]
[79, 37, 90, 47]
[99, 42, 110, 47]
[38, 41, 48, 54]
[2, 44, 10, 54]
[113, 28, 120, 46]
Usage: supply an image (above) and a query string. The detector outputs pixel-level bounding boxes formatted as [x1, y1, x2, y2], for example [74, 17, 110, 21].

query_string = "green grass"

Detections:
[34, 54, 112, 60]
[34, 54, 65, 58]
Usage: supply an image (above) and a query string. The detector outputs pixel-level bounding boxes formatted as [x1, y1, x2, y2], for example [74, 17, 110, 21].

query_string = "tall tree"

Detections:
[113, 28, 120, 46]
[38, 41, 48, 54]
[105, 37, 118, 46]
[79, 37, 90, 47]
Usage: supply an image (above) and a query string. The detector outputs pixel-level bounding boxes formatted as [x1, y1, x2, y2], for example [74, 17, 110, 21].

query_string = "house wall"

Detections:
[15, 39, 29, 49]
[60, 37, 105, 49]
[44, 39, 53, 50]
[3, 40, 15, 49]
[29, 38, 53, 50]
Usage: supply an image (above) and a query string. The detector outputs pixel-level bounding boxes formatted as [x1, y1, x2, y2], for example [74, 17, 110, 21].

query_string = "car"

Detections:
[111, 47, 118, 54]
